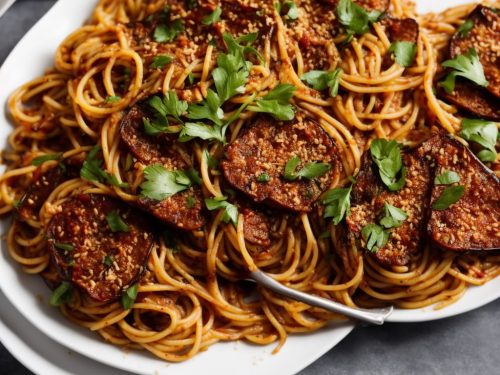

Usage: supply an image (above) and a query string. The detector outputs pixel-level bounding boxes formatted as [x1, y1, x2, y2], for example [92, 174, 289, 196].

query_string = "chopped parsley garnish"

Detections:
[432, 185, 465, 211]
[283, 155, 331, 181]
[140, 165, 197, 201]
[54, 242, 74, 252]
[361, 223, 389, 253]
[336, 0, 382, 38]
[49, 281, 73, 306]
[282, 1, 299, 20]
[379, 203, 408, 229]
[257, 172, 270, 183]
[247, 84, 296, 121]
[106, 211, 129, 233]
[434, 170, 460, 185]
[121, 283, 139, 310]
[457, 19, 474, 37]
[186, 196, 196, 208]
[32, 153, 62, 166]
[388, 41, 417, 67]
[439, 48, 488, 93]
[179, 122, 226, 143]
[187, 89, 224, 126]
[370, 139, 406, 191]
[153, 20, 184, 43]
[205, 197, 238, 226]
[301, 68, 342, 97]
[202, 6, 221, 25]
[150, 55, 173, 69]
[459, 118, 498, 162]
[321, 184, 353, 225]
[149, 92, 187, 124]
[103, 255, 114, 267]
[104, 95, 121, 103]
[80, 145, 128, 188]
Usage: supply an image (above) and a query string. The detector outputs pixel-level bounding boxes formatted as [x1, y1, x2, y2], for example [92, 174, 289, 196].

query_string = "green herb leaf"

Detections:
[432, 185, 465, 210]
[103, 255, 114, 267]
[284, 155, 331, 181]
[150, 92, 188, 124]
[460, 118, 498, 162]
[121, 283, 139, 310]
[370, 139, 406, 191]
[434, 170, 460, 185]
[205, 197, 238, 226]
[284, 1, 299, 20]
[106, 211, 129, 233]
[151, 55, 173, 68]
[257, 172, 270, 183]
[361, 223, 389, 253]
[457, 19, 474, 37]
[49, 281, 73, 306]
[104, 95, 121, 103]
[379, 202, 408, 229]
[140, 165, 195, 201]
[80, 146, 128, 188]
[321, 185, 353, 225]
[153, 20, 184, 43]
[187, 89, 224, 125]
[248, 84, 296, 120]
[336, 0, 382, 36]
[301, 68, 343, 97]
[202, 6, 221, 25]
[388, 41, 417, 67]
[439, 48, 488, 93]
[179, 122, 226, 142]
[32, 153, 63, 166]
[54, 242, 74, 252]
[186, 196, 196, 208]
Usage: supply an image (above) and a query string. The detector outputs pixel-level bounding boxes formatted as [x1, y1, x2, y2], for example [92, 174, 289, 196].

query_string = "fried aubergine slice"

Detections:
[419, 134, 500, 251]
[381, 17, 419, 68]
[449, 5, 500, 99]
[46, 194, 156, 302]
[346, 151, 432, 266]
[120, 104, 205, 230]
[318, 0, 390, 12]
[221, 113, 341, 212]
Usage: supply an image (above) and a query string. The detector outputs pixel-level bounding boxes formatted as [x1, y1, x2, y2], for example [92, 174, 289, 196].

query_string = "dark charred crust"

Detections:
[221, 113, 341, 212]
[449, 5, 500, 99]
[46, 194, 156, 302]
[437, 80, 500, 121]
[347, 150, 432, 266]
[119, 103, 206, 230]
[420, 134, 500, 252]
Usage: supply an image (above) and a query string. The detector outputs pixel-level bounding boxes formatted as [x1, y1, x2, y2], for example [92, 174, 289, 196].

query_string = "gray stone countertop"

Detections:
[0, 1, 498, 374]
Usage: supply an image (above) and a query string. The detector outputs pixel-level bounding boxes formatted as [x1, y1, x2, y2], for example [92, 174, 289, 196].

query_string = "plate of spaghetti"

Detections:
[0, 0, 498, 373]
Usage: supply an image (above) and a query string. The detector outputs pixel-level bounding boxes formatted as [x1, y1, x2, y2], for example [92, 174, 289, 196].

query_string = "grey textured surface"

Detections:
[0, 1, 499, 375]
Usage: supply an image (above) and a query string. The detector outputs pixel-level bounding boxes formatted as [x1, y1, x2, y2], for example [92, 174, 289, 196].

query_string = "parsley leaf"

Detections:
[121, 283, 139, 310]
[49, 281, 73, 306]
[103, 255, 114, 267]
[151, 55, 173, 69]
[187, 89, 224, 126]
[284, 155, 331, 181]
[434, 170, 460, 185]
[388, 41, 417, 67]
[257, 172, 270, 183]
[361, 224, 389, 253]
[284, 1, 299, 20]
[186, 196, 196, 208]
[140, 165, 196, 201]
[336, 0, 382, 37]
[248, 84, 296, 121]
[301, 68, 342, 97]
[379, 203, 408, 229]
[106, 211, 129, 233]
[104, 95, 121, 103]
[32, 153, 62, 166]
[370, 139, 406, 191]
[202, 6, 221, 25]
[153, 20, 184, 43]
[205, 197, 238, 225]
[432, 185, 465, 210]
[457, 19, 474, 37]
[460, 118, 498, 162]
[149, 92, 188, 124]
[180, 122, 226, 142]
[321, 185, 353, 225]
[54, 242, 74, 252]
[439, 48, 488, 93]
[80, 146, 128, 188]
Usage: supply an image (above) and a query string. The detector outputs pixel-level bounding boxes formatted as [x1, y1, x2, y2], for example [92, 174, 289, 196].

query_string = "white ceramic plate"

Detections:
[0, 0, 497, 373]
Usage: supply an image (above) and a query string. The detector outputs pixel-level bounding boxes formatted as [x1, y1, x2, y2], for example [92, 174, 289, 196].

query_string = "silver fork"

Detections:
[247, 269, 393, 325]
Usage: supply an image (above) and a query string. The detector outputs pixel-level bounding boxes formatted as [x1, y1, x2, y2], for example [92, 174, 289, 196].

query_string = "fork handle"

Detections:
[249, 270, 393, 325]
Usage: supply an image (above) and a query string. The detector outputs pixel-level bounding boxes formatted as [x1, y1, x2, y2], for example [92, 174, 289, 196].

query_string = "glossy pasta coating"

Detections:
[46, 194, 156, 302]
[222, 113, 341, 212]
